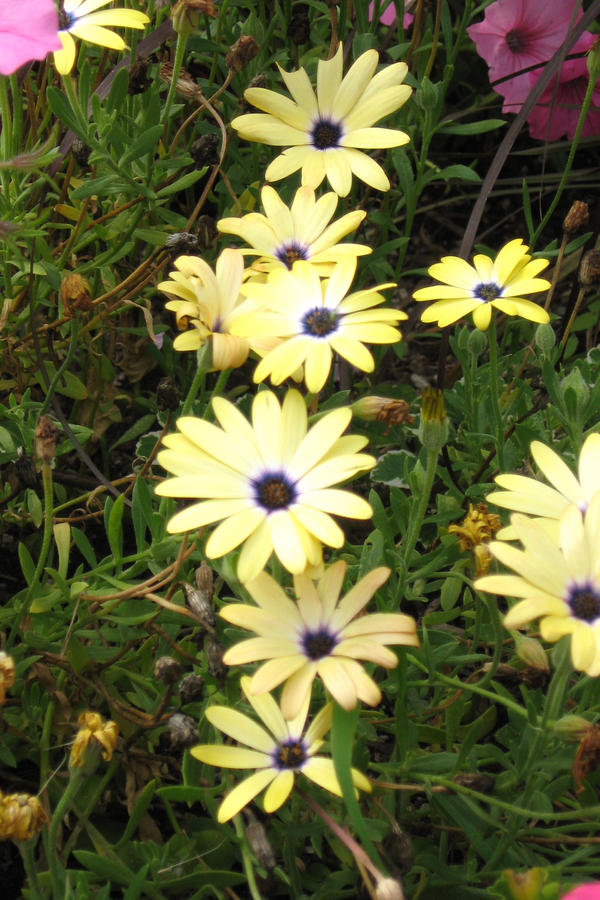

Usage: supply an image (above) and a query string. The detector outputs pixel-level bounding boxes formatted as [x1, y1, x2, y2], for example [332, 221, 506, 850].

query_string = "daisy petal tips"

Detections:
[221, 559, 419, 720]
[155, 389, 375, 582]
[55, 0, 150, 75]
[190, 676, 370, 822]
[413, 238, 551, 330]
[231, 43, 412, 196]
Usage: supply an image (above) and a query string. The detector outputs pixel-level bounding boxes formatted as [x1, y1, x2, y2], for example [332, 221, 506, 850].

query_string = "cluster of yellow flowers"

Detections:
[153, 42, 558, 823]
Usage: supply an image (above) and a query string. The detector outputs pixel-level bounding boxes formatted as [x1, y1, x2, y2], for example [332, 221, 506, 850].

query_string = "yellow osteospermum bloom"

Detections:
[231, 43, 411, 197]
[218, 185, 371, 277]
[155, 389, 374, 582]
[234, 258, 405, 394]
[413, 239, 551, 331]
[221, 560, 418, 720]
[488, 434, 600, 540]
[158, 249, 252, 368]
[476, 494, 600, 676]
[191, 676, 370, 823]
[55, 0, 149, 75]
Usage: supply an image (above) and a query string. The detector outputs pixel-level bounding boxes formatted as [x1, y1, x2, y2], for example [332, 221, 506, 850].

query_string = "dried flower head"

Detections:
[448, 503, 502, 576]
[0, 652, 15, 706]
[69, 711, 119, 772]
[0, 792, 48, 842]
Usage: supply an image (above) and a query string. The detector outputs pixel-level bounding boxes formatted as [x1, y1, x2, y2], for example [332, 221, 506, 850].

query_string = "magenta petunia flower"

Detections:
[525, 35, 600, 140]
[368, 1, 413, 29]
[561, 885, 600, 900]
[467, 0, 583, 109]
[0, 0, 61, 75]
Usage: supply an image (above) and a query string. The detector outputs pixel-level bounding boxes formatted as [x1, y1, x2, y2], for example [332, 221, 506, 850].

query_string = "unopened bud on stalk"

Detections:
[168, 713, 199, 749]
[0, 791, 49, 841]
[553, 714, 594, 742]
[351, 396, 414, 428]
[586, 35, 600, 82]
[467, 327, 487, 359]
[418, 388, 448, 452]
[159, 63, 201, 101]
[226, 35, 259, 73]
[178, 673, 205, 704]
[562, 200, 589, 234]
[0, 652, 15, 706]
[34, 416, 59, 466]
[154, 656, 183, 685]
[60, 273, 92, 315]
[534, 323, 555, 357]
[513, 634, 549, 672]
[579, 249, 600, 286]
[172, 0, 216, 35]
[205, 634, 226, 678]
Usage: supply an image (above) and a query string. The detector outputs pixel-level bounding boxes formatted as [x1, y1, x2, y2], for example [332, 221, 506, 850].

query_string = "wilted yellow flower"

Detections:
[448, 503, 502, 576]
[70, 711, 119, 771]
[0, 792, 48, 842]
[0, 652, 15, 706]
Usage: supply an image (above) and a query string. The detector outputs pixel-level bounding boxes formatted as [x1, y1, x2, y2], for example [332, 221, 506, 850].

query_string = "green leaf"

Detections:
[522, 178, 534, 243]
[72, 851, 134, 886]
[54, 522, 71, 580]
[47, 86, 86, 137]
[71, 527, 97, 568]
[156, 168, 208, 198]
[18, 541, 35, 585]
[436, 164, 481, 183]
[26, 488, 43, 528]
[438, 119, 506, 135]
[114, 781, 157, 848]
[106, 493, 125, 563]
[122, 865, 150, 900]
[119, 126, 163, 166]
[109, 413, 156, 452]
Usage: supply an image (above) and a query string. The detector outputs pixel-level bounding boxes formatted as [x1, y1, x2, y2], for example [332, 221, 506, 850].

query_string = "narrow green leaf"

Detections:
[71, 527, 97, 568]
[53, 522, 71, 580]
[18, 542, 35, 585]
[106, 494, 125, 564]
[438, 119, 506, 135]
[156, 168, 208, 198]
[109, 413, 156, 452]
[115, 781, 157, 848]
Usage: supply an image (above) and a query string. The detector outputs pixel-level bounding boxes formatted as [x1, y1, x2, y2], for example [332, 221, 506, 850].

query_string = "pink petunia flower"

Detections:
[0, 0, 61, 75]
[561, 885, 600, 900]
[368, 1, 413, 29]
[467, 0, 583, 109]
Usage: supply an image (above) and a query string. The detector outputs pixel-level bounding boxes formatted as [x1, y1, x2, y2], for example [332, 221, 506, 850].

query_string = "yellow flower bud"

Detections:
[69, 711, 119, 774]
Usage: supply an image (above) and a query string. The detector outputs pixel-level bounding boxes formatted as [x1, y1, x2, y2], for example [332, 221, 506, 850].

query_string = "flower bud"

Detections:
[190, 134, 220, 167]
[205, 634, 226, 679]
[553, 714, 593, 742]
[245, 813, 276, 869]
[534, 323, 555, 358]
[514, 634, 549, 672]
[418, 388, 448, 452]
[351, 396, 414, 429]
[60, 273, 92, 315]
[502, 868, 546, 900]
[226, 35, 259, 73]
[579, 250, 600, 286]
[179, 673, 205, 704]
[0, 791, 48, 842]
[560, 367, 590, 413]
[586, 36, 600, 83]
[34, 416, 59, 466]
[168, 713, 199, 749]
[156, 376, 180, 412]
[467, 327, 487, 359]
[69, 711, 119, 774]
[375, 878, 405, 900]
[172, 0, 216, 36]
[563, 200, 589, 234]
[165, 232, 200, 260]
[159, 63, 201, 101]
[154, 656, 183, 685]
[0, 652, 15, 706]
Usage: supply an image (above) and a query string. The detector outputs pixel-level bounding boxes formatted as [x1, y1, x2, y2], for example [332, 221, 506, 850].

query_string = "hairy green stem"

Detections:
[487, 317, 505, 470]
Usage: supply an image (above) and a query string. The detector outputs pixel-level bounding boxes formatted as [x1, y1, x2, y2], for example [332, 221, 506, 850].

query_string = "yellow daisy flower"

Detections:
[488, 434, 600, 539]
[157, 249, 253, 368]
[475, 494, 600, 676]
[221, 560, 418, 720]
[191, 676, 370, 822]
[69, 711, 119, 771]
[231, 43, 411, 197]
[55, 0, 149, 75]
[413, 239, 551, 330]
[155, 389, 374, 582]
[217, 185, 370, 277]
[234, 258, 405, 394]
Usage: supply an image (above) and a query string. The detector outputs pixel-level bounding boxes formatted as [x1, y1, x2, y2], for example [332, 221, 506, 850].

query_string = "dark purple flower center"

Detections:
[311, 118, 342, 150]
[302, 628, 337, 660]
[274, 739, 306, 769]
[277, 242, 308, 269]
[505, 28, 527, 54]
[302, 306, 339, 336]
[569, 585, 600, 623]
[254, 473, 296, 510]
[475, 282, 501, 303]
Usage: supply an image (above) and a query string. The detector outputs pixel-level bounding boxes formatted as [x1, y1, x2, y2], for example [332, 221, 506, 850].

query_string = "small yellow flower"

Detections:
[55, 0, 149, 76]
[218, 185, 370, 277]
[0, 792, 48, 842]
[413, 239, 551, 330]
[70, 711, 119, 771]
[191, 675, 370, 822]
[475, 494, 600, 676]
[0, 652, 15, 706]
[158, 249, 253, 368]
[448, 503, 502, 576]
[234, 258, 405, 394]
[231, 43, 411, 196]
[488, 433, 600, 540]
[155, 389, 375, 582]
[221, 560, 418, 719]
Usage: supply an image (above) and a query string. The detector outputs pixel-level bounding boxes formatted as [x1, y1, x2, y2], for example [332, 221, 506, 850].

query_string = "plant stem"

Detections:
[162, 31, 189, 127]
[20, 839, 44, 900]
[397, 446, 438, 600]
[486, 316, 505, 470]
[180, 344, 211, 416]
